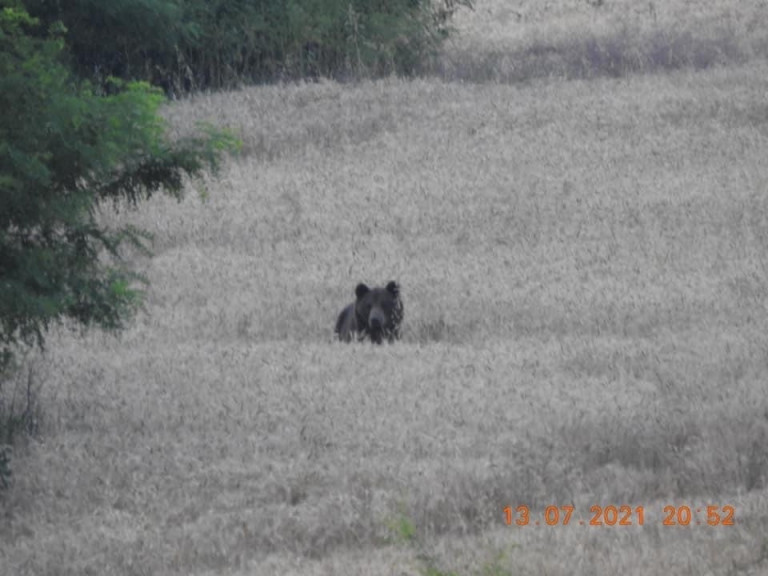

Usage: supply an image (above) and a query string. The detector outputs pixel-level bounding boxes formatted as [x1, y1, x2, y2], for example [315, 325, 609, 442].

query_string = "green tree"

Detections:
[0, 6, 236, 371]
[22, 0, 188, 90]
[23, 0, 472, 91]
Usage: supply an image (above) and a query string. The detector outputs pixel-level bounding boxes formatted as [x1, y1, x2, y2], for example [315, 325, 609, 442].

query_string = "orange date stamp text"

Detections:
[503, 505, 735, 527]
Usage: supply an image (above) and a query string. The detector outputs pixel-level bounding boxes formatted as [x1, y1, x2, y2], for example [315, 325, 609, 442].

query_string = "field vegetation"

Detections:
[2, 0, 768, 574]
[22, 0, 470, 91]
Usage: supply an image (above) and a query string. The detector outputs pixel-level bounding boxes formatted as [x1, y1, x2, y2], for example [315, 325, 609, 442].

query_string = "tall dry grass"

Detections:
[2, 1, 768, 574]
[440, 0, 767, 82]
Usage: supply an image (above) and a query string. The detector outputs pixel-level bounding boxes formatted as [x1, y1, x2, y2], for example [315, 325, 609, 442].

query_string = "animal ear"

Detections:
[385, 281, 400, 298]
[355, 283, 370, 299]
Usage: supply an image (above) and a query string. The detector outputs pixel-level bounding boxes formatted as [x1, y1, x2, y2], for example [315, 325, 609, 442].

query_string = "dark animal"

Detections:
[335, 281, 403, 344]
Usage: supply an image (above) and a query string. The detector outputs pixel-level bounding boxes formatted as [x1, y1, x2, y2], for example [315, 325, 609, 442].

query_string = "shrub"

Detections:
[23, 0, 472, 91]
[0, 6, 236, 373]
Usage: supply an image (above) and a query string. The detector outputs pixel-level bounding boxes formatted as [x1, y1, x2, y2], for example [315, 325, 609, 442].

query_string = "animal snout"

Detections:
[369, 309, 385, 329]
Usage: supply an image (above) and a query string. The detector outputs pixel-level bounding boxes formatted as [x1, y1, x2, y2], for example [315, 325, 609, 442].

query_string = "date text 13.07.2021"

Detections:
[504, 505, 735, 527]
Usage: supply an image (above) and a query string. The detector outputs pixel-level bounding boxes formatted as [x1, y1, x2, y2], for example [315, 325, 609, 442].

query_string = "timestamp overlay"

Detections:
[503, 505, 736, 527]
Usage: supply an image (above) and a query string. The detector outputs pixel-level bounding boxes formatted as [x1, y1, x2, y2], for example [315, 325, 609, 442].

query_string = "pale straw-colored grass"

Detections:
[441, 0, 766, 82]
[2, 2, 768, 574]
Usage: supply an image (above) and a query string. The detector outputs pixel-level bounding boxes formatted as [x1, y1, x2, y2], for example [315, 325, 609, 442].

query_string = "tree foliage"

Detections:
[22, 0, 472, 92]
[0, 6, 237, 370]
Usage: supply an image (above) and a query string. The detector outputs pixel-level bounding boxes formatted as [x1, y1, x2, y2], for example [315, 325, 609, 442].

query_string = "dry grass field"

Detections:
[3, 1, 768, 574]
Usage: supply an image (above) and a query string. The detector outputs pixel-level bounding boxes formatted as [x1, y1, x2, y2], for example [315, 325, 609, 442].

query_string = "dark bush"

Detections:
[23, 0, 472, 92]
[0, 6, 236, 373]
